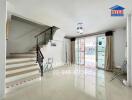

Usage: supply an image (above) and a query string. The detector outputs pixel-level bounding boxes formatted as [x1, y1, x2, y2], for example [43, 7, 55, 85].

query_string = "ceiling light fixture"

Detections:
[77, 22, 83, 34]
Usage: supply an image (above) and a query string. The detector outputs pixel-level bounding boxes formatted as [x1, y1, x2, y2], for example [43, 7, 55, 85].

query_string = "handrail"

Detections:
[35, 26, 57, 38]
[35, 26, 58, 76]
[35, 27, 51, 38]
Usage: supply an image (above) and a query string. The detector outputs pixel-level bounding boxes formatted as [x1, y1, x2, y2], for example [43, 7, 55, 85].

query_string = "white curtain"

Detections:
[64, 38, 71, 64]
[105, 31, 114, 71]
[71, 40, 75, 64]
[64, 38, 76, 65]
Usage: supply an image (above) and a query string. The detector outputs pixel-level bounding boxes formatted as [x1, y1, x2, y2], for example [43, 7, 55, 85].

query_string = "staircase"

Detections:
[6, 26, 58, 90]
[6, 49, 40, 89]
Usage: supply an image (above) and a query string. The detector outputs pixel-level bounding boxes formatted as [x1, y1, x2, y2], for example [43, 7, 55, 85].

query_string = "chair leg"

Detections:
[44, 64, 48, 72]
[110, 72, 122, 81]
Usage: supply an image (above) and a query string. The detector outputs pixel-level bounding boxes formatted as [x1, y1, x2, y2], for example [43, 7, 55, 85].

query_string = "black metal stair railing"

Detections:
[35, 26, 58, 76]
[36, 40, 44, 76]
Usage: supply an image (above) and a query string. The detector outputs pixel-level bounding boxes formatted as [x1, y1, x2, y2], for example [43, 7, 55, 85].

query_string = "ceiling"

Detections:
[7, 0, 132, 36]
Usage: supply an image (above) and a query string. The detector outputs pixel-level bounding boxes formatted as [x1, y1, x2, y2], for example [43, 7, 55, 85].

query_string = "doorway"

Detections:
[75, 35, 106, 69]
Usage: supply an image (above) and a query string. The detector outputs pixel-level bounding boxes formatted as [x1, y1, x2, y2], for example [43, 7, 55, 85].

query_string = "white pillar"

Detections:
[0, 0, 6, 98]
[127, 14, 132, 86]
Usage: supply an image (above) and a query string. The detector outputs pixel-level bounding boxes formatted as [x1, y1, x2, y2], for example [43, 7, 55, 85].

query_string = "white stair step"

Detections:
[6, 74, 40, 89]
[6, 64, 39, 75]
[7, 59, 36, 65]
[6, 61, 36, 68]
[11, 52, 35, 55]
[9, 56, 36, 58]
[10, 53, 36, 57]
[6, 67, 39, 78]
[6, 57, 36, 63]
[6, 70, 40, 83]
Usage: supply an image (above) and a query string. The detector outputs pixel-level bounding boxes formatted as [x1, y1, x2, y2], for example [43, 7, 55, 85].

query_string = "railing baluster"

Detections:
[36, 36, 44, 77]
[50, 27, 53, 40]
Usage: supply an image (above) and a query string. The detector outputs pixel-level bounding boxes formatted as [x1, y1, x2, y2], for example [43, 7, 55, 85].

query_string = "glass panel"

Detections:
[75, 39, 79, 64]
[80, 39, 85, 65]
[85, 37, 96, 69]
[75, 38, 85, 65]
[97, 36, 106, 69]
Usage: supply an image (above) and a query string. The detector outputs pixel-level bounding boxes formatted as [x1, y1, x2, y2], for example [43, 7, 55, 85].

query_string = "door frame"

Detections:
[75, 34, 106, 69]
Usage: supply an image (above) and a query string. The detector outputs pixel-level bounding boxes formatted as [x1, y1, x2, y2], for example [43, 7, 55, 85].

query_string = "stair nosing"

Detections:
[6, 60, 36, 65]
[6, 64, 38, 71]
[6, 68, 39, 78]
[10, 52, 35, 54]
[6, 74, 40, 85]
[8, 56, 36, 58]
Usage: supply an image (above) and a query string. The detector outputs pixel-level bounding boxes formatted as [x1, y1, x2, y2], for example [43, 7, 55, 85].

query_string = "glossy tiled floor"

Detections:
[2, 65, 132, 100]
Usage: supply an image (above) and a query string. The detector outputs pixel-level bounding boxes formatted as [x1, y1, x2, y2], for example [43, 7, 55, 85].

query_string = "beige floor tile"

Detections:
[3, 65, 132, 100]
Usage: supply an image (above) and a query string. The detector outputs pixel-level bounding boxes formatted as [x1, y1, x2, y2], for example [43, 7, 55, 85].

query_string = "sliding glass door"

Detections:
[75, 35, 106, 69]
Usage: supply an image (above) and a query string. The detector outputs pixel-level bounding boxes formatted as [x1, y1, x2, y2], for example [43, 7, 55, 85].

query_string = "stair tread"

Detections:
[7, 56, 36, 58]
[6, 59, 36, 65]
[7, 55, 36, 60]
[6, 74, 40, 88]
[6, 68, 39, 78]
[6, 66, 39, 75]
[6, 56, 34, 60]
[7, 54, 36, 57]
[6, 64, 38, 71]
[10, 52, 35, 54]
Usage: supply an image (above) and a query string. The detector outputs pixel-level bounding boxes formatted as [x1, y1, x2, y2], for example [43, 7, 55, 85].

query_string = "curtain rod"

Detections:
[65, 30, 114, 39]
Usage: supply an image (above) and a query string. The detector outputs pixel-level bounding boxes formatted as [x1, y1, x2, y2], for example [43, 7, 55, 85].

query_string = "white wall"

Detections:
[7, 18, 47, 56]
[127, 14, 132, 86]
[0, 0, 6, 98]
[41, 29, 65, 68]
[113, 28, 126, 68]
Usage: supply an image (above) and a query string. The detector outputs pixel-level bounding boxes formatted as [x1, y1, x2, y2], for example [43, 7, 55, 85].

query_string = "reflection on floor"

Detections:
[3, 65, 132, 100]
